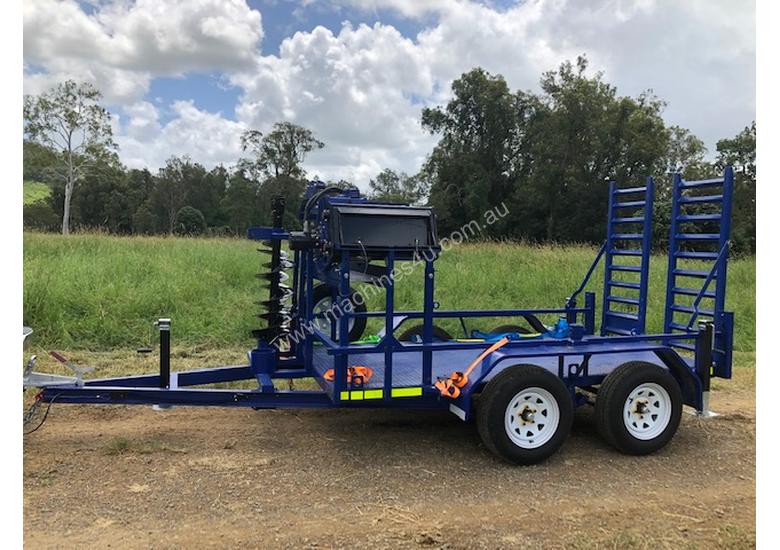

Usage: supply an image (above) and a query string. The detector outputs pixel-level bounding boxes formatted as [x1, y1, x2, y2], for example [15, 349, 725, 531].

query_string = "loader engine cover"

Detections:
[328, 203, 438, 259]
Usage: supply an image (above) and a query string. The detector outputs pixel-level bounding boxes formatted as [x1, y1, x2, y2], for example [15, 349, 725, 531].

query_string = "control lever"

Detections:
[48, 351, 94, 386]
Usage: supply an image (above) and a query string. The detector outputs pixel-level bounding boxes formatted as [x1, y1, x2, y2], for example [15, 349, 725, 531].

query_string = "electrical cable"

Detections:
[23, 392, 61, 435]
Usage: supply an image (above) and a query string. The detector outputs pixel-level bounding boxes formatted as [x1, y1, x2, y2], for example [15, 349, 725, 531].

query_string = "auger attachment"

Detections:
[255, 196, 293, 343]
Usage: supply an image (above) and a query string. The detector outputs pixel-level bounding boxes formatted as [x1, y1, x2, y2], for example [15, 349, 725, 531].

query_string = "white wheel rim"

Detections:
[504, 387, 560, 449]
[312, 297, 354, 335]
[623, 382, 672, 440]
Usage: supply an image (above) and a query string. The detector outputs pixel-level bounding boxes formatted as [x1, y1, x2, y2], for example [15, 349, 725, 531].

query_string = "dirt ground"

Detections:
[23, 367, 755, 549]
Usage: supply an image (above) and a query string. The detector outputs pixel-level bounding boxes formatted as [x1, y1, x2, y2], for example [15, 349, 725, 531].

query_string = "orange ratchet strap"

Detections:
[323, 365, 374, 387]
[435, 337, 510, 399]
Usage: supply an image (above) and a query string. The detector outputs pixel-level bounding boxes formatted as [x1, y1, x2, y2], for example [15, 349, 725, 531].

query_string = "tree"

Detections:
[663, 126, 710, 179]
[221, 170, 260, 233]
[23, 80, 115, 235]
[150, 156, 206, 234]
[187, 164, 229, 227]
[174, 206, 206, 235]
[23, 141, 59, 184]
[240, 122, 324, 180]
[23, 200, 59, 231]
[132, 203, 157, 235]
[368, 169, 428, 204]
[518, 56, 669, 243]
[60, 149, 126, 232]
[421, 68, 523, 236]
[716, 121, 756, 253]
[240, 122, 324, 229]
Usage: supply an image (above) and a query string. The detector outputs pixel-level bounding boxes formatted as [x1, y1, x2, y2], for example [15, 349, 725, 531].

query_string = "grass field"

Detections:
[23, 231, 755, 352]
[23, 181, 51, 205]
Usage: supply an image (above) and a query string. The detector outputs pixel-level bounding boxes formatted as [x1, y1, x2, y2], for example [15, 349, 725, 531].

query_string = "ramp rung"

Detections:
[610, 265, 641, 273]
[672, 287, 716, 299]
[611, 216, 644, 224]
[613, 200, 646, 208]
[680, 178, 723, 189]
[613, 186, 646, 195]
[673, 269, 715, 279]
[605, 311, 639, 321]
[610, 248, 643, 256]
[675, 251, 718, 260]
[668, 322, 694, 332]
[676, 214, 722, 222]
[670, 305, 714, 316]
[608, 281, 641, 290]
[678, 194, 723, 205]
[612, 233, 643, 240]
[607, 296, 640, 306]
[675, 233, 720, 241]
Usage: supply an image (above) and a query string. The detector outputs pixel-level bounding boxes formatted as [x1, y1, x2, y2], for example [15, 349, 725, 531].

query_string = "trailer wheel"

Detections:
[311, 284, 367, 341]
[476, 365, 573, 465]
[595, 361, 682, 455]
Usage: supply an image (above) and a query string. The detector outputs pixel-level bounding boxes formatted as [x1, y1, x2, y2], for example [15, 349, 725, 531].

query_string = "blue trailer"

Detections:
[24, 168, 736, 464]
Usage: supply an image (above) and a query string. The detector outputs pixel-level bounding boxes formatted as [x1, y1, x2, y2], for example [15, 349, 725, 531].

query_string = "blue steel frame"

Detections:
[601, 177, 655, 336]
[36, 172, 736, 419]
[663, 168, 735, 377]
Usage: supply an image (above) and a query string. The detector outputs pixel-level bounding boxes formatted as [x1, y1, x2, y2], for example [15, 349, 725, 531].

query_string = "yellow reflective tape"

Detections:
[350, 391, 364, 401]
[391, 387, 423, 398]
[340, 391, 350, 401]
[363, 389, 383, 399]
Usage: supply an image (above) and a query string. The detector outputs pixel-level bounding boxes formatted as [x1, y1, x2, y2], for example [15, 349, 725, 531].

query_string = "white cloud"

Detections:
[23, 0, 263, 103]
[23, 0, 755, 185]
[230, 22, 438, 181]
[117, 100, 245, 170]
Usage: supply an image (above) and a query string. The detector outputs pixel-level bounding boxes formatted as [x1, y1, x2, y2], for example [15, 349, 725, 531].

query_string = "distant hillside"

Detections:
[24, 181, 51, 205]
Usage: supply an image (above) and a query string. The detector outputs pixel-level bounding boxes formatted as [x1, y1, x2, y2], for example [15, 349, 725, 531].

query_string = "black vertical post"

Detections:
[584, 292, 596, 335]
[158, 318, 171, 389]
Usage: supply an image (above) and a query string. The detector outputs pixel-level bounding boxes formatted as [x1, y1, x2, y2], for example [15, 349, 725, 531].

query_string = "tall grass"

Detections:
[23, 232, 755, 352]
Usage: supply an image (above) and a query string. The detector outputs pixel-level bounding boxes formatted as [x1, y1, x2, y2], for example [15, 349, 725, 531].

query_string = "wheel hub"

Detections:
[504, 387, 560, 449]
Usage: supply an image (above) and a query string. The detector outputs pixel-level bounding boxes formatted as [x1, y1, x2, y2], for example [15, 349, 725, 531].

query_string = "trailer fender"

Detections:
[653, 348, 703, 411]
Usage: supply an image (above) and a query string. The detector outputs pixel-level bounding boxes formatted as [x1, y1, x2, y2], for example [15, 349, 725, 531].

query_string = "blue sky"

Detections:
[25, 0, 756, 187]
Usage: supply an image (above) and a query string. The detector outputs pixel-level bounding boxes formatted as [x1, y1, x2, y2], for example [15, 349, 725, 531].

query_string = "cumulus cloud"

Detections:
[23, 0, 755, 186]
[230, 22, 438, 181]
[23, 0, 263, 102]
[117, 100, 245, 170]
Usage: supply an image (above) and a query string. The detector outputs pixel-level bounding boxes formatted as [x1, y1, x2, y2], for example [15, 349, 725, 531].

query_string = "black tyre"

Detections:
[397, 324, 453, 342]
[595, 361, 683, 455]
[490, 324, 531, 335]
[476, 365, 573, 465]
[311, 284, 367, 341]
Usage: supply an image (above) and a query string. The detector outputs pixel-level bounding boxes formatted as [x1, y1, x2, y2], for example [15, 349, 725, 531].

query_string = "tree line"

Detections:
[23, 56, 755, 253]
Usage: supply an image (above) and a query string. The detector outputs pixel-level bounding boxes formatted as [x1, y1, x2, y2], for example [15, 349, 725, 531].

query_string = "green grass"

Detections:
[23, 180, 51, 205]
[23, 232, 755, 352]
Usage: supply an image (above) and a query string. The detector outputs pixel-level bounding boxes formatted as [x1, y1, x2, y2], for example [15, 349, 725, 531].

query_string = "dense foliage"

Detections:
[22, 58, 756, 252]
[421, 58, 755, 252]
